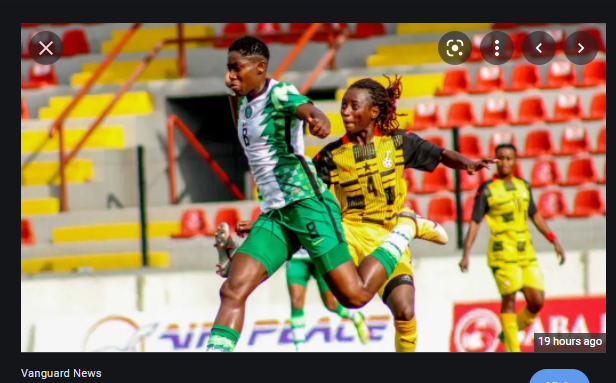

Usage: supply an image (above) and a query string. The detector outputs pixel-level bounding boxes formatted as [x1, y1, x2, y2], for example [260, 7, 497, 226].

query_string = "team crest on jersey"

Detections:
[382, 150, 393, 168]
[245, 106, 253, 119]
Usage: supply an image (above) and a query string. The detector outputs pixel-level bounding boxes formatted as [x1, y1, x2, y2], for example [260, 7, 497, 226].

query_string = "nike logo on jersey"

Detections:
[312, 238, 325, 246]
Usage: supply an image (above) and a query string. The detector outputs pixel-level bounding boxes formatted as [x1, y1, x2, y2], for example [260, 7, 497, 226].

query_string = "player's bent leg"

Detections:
[287, 283, 308, 352]
[383, 273, 417, 352]
[399, 208, 448, 245]
[518, 286, 545, 331]
[499, 293, 520, 352]
[207, 253, 268, 352]
[319, 290, 371, 345]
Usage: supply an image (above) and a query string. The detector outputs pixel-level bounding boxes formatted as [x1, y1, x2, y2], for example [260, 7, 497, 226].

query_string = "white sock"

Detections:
[380, 224, 415, 259]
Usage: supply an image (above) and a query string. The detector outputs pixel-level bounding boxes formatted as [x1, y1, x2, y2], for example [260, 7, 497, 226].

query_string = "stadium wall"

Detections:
[22, 249, 606, 352]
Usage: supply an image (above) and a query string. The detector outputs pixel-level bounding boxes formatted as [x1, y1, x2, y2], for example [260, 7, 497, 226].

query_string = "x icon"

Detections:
[39, 41, 53, 55]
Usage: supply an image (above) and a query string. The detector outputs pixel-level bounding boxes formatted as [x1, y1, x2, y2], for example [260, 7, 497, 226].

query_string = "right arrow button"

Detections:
[565, 31, 598, 65]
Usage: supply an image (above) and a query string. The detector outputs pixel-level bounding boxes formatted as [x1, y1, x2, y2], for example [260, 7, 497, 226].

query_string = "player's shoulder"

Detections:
[477, 179, 496, 196]
[269, 80, 300, 95]
[318, 138, 345, 158]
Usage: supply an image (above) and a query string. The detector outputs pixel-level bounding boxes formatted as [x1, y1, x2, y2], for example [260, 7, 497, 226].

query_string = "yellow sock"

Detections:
[500, 313, 521, 352]
[517, 305, 538, 331]
[394, 317, 417, 352]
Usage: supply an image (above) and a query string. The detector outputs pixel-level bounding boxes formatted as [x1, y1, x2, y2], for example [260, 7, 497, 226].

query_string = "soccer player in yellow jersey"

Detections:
[459, 143, 566, 352]
[311, 76, 497, 352]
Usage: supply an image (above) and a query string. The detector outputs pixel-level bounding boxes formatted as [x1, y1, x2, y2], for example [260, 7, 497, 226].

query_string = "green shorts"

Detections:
[286, 258, 330, 293]
[236, 190, 352, 277]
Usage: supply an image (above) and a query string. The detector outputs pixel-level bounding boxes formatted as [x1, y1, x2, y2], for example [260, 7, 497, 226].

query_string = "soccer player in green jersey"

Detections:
[207, 36, 442, 352]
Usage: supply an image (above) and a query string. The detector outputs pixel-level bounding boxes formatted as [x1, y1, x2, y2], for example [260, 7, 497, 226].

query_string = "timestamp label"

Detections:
[534, 333, 606, 352]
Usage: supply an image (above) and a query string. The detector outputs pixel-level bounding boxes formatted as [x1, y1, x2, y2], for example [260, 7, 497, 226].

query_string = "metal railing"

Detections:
[167, 114, 245, 203]
[49, 23, 347, 211]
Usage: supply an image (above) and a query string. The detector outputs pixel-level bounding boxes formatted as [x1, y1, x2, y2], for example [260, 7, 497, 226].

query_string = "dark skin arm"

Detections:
[440, 149, 499, 174]
[296, 103, 331, 139]
[530, 212, 566, 265]
[459, 221, 480, 272]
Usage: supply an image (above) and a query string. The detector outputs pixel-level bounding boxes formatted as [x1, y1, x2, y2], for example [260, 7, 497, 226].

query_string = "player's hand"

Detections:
[554, 241, 566, 265]
[235, 220, 254, 238]
[459, 256, 470, 272]
[307, 116, 330, 139]
[467, 159, 500, 175]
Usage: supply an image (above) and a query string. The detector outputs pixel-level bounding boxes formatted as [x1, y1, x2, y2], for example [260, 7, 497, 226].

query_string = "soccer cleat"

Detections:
[398, 208, 448, 245]
[213, 222, 238, 278]
[498, 331, 511, 352]
[352, 312, 371, 345]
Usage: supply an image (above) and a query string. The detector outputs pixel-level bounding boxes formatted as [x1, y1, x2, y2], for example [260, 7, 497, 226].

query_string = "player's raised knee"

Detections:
[219, 278, 250, 305]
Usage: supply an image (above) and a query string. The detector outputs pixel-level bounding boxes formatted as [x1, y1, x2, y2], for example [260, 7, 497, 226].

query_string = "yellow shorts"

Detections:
[342, 220, 413, 299]
[492, 261, 545, 296]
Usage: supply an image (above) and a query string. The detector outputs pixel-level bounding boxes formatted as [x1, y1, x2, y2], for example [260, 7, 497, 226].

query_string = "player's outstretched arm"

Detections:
[530, 212, 566, 265]
[296, 103, 331, 139]
[440, 150, 499, 175]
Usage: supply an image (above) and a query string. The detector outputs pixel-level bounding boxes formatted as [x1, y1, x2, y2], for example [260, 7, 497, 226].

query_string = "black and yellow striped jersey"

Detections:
[313, 130, 443, 230]
[472, 176, 539, 264]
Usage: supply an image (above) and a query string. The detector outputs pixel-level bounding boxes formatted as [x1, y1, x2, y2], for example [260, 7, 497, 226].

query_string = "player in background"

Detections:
[459, 143, 566, 352]
[207, 36, 440, 352]
[311, 75, 496, 352]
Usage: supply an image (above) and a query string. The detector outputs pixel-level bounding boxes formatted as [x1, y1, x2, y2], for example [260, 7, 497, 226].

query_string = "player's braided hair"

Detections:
[229, 36, 270, 61]
[349, 75, 406, 135]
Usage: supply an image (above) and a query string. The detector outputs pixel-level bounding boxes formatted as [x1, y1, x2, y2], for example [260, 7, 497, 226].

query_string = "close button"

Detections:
[28, 31, 63, 65]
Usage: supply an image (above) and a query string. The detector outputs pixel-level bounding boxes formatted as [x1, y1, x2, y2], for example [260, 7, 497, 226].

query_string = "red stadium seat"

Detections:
[21, 23, 41, 28]
[577, 27, 606, 53]
[530, 159, 562, 187]
[462, 195, 475, 223]
[576, 59, 606, 87]
[255, 23, 281, 43]
[492, 23, 520, 29]
[470, 66, 506, 94]
[593, 127, 606, 154]
[459, 134, 484, 158]
[172, 209, 210, 239]
[557, 127, 591, 156]
[583, 93, 606, 121]
[547, 29, 566, 53]
[417, 166, 453, 195]
[283, 23, 313, 43]
[460, 169, 487, 192]
[478, 98, 511, 127]
[541, 61, 578, 89]
[561, 157, 598, 186]
[404, 197, 423, 216]
[422, 135, 445, 148]
[21, 96, 29, 120]
[412, 102, 441, 131]
[215, 23, 248, 48]
[250, 206, 262, 222]
[513, 97, 548, 125]
[468, 33, 485, 62]
[213, 207, 241, 234]
[435, 69, 471, 96]
[427, 195, 456, 223]
[510, 31, 528, 59]
[548, 94, 584, 123]
[61, 29, 89, 56]
[351, 23, 385, 39]
[523, 130, 555, 158]
[403, 168, 417, 193]
[566, 188, 606, 218]
[313, 23, 349, 42]
[599, 161, 606, 185]
[507, 64, 542, 91]
[488, 132, 518, 157]
[21, 218, 35, 246]
[538, 189, 569, 219]
[27, 63, 57, 87]
[443, 101, 476, 129]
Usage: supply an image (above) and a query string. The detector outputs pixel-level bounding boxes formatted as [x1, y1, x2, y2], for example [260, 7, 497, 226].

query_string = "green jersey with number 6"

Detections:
[237, 79, 327, 213]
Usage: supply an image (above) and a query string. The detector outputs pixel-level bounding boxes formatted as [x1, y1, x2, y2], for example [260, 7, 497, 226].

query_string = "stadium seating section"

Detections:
[20, 23, 606, 274]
